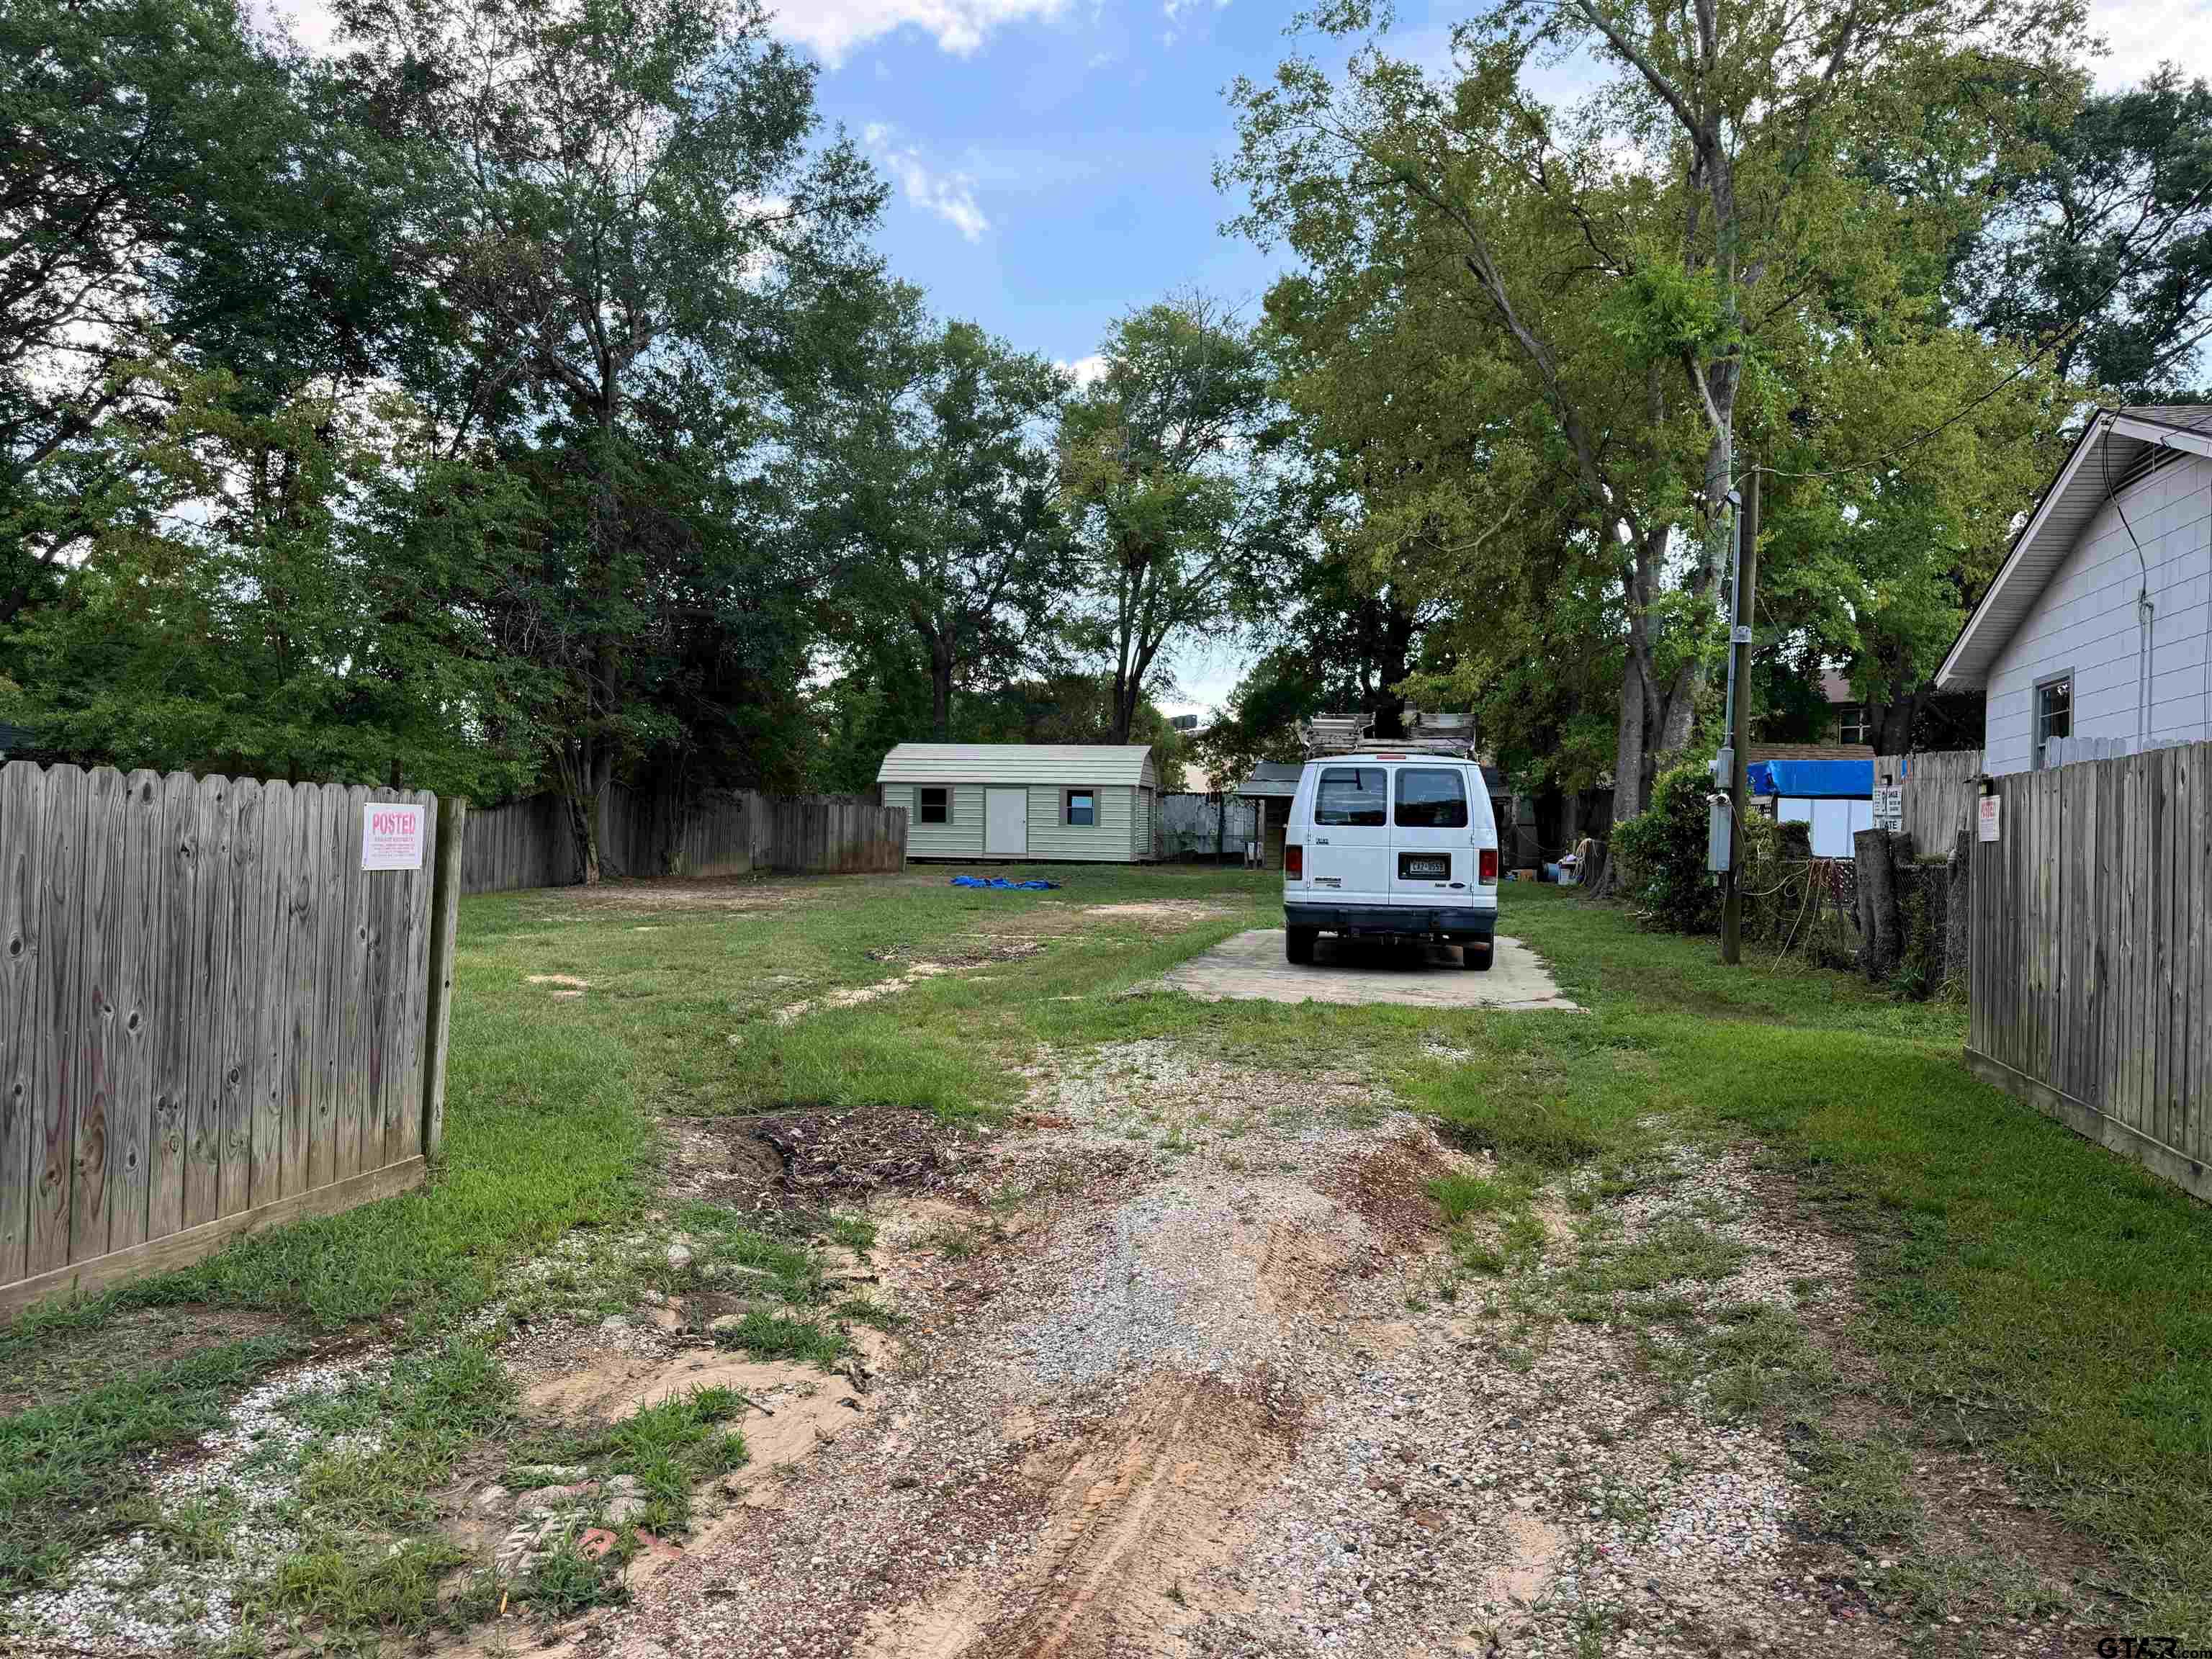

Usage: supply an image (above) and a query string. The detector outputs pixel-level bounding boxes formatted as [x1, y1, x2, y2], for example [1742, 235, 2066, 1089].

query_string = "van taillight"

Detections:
[1479, 848, 1498, 884]
[1285, 844, 1303, 878]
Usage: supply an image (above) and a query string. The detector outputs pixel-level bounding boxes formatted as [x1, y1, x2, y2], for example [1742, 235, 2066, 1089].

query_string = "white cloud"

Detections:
[864, 124, 992, 241]
[1057, 352, 1110, 387]
[2087, 0, 2212, 87]
[770, 0, 1066, 66]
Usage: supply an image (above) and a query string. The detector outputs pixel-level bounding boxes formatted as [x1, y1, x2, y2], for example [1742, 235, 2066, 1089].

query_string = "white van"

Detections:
[1282, 755, 1499, 970]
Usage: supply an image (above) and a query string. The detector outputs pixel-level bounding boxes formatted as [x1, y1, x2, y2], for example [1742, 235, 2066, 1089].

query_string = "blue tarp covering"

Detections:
[1746, 758, 1874, 799]
[950, 875, 1061, 891]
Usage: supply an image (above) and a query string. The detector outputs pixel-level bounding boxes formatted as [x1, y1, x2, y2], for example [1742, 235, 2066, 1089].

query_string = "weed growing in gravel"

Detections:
[518, 1537, 625, 1617]
[0, 1331, 295, 1592]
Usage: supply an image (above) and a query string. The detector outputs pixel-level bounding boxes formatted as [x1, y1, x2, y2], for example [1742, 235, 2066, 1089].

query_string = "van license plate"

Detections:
[1399, 855, 1449, 879]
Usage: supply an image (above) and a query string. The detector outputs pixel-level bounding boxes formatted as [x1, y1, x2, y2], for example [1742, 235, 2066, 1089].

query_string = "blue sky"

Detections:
[799, 0, 1339, 379]
[266, 0, 2206, 711]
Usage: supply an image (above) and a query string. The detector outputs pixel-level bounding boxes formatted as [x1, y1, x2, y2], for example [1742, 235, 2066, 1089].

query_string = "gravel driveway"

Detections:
[508, 1040, 1933, 1659]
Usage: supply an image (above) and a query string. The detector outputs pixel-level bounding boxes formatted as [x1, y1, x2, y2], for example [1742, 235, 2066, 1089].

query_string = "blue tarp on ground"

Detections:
[1746, 758, 1874, 799]
[951, 875, 1061, 891]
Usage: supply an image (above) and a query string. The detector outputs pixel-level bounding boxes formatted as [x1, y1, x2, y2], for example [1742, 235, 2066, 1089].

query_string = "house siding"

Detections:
[881, 782, 984, 858]
[1985, 452, 2212, 775]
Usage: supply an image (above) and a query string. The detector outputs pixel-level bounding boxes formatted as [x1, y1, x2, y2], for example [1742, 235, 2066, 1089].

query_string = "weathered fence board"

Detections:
[0, 763, 453, 1313]
[0, 765, 41, 1285]
[459, 788, 904, 894]
[1969, 739, 2212, 1202]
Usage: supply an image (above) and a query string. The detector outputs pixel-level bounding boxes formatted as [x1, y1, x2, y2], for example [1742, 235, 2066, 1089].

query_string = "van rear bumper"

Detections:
[1285, 903, 1496, 943]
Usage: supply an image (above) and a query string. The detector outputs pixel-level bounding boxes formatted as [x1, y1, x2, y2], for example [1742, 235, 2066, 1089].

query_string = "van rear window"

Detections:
[1314, 768, 1388, 826]
[1394, 768, 1469, 828]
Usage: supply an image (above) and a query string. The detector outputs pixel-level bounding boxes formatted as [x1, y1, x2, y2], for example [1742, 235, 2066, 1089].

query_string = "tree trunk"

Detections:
[930, 655, 953, 742]
[1613, 640, 1648, 821]
[1854, 827, 1902, 981]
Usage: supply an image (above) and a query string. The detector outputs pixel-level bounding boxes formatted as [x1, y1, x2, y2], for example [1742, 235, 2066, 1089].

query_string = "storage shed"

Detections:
[875, 744, 1160, 862]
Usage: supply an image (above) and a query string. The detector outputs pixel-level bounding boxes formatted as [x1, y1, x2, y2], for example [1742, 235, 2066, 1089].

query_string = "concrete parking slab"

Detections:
[1158, 927, 1580, 1010]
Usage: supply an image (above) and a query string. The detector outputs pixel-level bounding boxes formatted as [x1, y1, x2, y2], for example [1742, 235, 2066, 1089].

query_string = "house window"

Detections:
[1314, 767, 1388, 827]
[2035, 675, 2072, 770]
[919, 786, 949, 824]
[1064, 788, 1097, 827]
[1836, 704, 1871, 746]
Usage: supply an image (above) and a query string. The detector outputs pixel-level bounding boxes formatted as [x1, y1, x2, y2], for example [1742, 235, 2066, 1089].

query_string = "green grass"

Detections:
[1486, 888, 2212, 1632]
[7, 862, 2211, 1642]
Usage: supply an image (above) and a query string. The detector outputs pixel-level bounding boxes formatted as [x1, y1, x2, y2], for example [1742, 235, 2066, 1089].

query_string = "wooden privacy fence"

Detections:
[0, 763, 465, 1314]
[1968, 740, 2212, 1202]
[463, 788, 904, 895]
[1876, 750, 1984, 852]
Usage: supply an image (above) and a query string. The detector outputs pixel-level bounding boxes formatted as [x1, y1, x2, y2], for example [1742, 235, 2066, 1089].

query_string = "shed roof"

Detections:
[1236, 762, 1303, 798]
[1938, 407, 2212, 691]
[876, 743, 1156, 788]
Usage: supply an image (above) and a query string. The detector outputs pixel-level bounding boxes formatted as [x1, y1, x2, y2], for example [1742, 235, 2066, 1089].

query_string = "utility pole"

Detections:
[1721, 464, 1761, 963]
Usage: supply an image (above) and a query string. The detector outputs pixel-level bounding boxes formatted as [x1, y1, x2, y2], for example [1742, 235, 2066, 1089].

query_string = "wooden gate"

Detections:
[0, 764, 465, 1313]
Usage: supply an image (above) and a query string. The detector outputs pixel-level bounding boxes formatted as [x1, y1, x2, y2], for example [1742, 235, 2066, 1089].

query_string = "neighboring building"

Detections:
[1747, 745, 1876, 858]
[1234, 761, 1304, 870]
[1938, 406, 2212, 774]
[1817, 671, 1874, 747]
[874, 744, 1160, 863]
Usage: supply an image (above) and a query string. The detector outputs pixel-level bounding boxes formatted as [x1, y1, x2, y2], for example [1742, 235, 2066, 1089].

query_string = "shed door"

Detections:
[985, 786, 1028, 856]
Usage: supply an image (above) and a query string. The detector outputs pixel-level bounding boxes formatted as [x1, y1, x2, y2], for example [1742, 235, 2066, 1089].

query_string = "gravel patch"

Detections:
[2, 1351, 386, 1655]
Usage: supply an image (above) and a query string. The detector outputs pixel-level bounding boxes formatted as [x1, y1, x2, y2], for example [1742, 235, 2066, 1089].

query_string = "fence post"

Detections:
[421, 796, 467, 1162]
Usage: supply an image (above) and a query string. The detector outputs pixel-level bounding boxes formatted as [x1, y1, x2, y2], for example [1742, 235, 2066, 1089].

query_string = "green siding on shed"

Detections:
[1023, 783, 1135, 860]
[880, 783, 984, 858]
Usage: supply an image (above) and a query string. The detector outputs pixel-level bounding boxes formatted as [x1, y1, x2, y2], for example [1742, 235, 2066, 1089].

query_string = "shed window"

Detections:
[1314, 767, 1388, 827]
[2034, 675, 2072, 770]
[1064, 788, 1097, 827]
[1394, 768, 1469, 828]
[919, 786, 949, 824]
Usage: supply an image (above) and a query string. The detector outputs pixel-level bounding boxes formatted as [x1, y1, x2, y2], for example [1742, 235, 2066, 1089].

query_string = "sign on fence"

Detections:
[1873, 785, 1903, 832]
[362, 802, 426, 871]
[0, 763, 464, 1316]
[1978, 795, 2001, 842]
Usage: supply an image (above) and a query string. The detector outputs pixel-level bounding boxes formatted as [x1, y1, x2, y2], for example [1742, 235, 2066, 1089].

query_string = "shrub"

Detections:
[1613, 762, 1795, 941]
[1611, 764, 1725, 934]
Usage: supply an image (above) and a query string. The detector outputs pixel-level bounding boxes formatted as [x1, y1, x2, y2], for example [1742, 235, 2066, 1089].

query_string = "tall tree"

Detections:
[816, 305, 1072, 739]
[331, 0, 884, 878]
[1948, 67, 2212, 400]
[1226, 0, 2086, 812]
[1059, 296, 1287, 745]
[0, 0, 423, 634]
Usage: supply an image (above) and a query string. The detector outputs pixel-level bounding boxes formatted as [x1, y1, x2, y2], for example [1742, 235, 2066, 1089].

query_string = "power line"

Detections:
[1762, 172, 2212, 485]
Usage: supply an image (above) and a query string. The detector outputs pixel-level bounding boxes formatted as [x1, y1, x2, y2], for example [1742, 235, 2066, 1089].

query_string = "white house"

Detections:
[1939, 406, 2212, 773]
[874, 744, 1160, 863]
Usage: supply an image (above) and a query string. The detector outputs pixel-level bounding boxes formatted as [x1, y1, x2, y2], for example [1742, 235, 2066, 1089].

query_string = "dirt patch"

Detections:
[860, 1370, 1301, 1658]
[774, 963, 951, 1023]
[548, 878, 824, 915]
[1315, 1130, 1465, 1254]
[665, 1109, 982, 1213]
[1081, 899, 1228, 925]
[0, 1305, 287, 1416]
[526, 973, 592, 999]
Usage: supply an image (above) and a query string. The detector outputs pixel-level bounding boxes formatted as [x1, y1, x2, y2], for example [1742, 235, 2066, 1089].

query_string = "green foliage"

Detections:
[1611, 765, 1725, 934]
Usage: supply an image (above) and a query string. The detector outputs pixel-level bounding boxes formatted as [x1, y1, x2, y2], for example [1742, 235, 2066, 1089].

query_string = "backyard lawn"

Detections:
[3, 864, 2207, 1651]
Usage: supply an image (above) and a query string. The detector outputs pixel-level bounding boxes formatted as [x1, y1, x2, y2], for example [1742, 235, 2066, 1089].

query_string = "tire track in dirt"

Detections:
[863, 1373, 1296, 1659]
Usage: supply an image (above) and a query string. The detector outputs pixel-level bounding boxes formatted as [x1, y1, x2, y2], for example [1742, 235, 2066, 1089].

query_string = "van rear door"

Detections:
[1389, 764, 1473, 899]
[1305, 764, 1390, 902]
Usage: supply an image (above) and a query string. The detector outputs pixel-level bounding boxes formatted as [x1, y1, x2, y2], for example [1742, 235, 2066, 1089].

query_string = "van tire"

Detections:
[1462, 941, 1494, 972]
[1286, 927, 1318, 965]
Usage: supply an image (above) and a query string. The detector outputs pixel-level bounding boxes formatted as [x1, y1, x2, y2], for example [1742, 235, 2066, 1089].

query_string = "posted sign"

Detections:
[1873, 784, 1903, 832]
[362, 802, 426, 871]
[1978, 795, 2002, 844]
